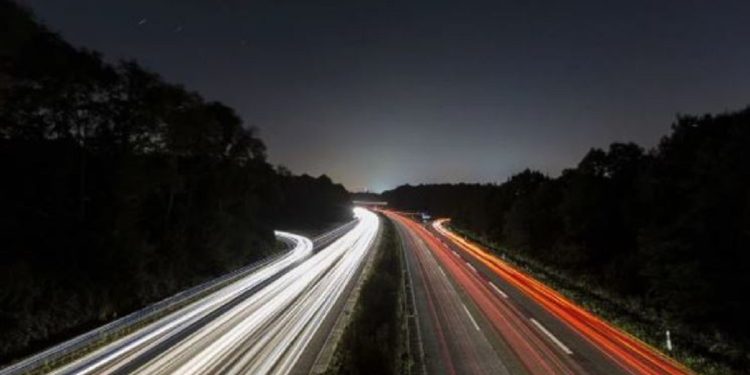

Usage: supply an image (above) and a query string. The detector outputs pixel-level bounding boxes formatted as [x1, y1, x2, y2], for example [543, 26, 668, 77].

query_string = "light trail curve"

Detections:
[50, 208, 379, 375]
[51, 231, 313, 375]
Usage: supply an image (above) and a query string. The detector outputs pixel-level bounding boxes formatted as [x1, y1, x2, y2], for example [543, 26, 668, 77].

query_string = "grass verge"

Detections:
[326, 216, 409, 374]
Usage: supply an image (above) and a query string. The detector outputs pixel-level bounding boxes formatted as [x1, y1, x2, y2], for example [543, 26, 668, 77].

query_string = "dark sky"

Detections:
[21, 0, 750, 192]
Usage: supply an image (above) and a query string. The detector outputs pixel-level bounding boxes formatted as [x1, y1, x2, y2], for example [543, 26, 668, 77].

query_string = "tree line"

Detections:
[0, 0, 351, 361]
[381, 107, 750, 369]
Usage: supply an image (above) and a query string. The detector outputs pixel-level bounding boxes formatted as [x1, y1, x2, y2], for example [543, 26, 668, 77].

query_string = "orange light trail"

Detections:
[386, 211, 583, 375]
[431, 217, 693, 375]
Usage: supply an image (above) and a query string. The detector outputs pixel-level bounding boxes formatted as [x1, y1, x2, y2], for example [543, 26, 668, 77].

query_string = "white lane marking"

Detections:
[466, 262, 478, 274]
[488, 281, 508, 298]
[462, 304, 481, 332]
[530, 318, 573, 355]
[438, 267, 447, 278]
[452, 250, 461, 259]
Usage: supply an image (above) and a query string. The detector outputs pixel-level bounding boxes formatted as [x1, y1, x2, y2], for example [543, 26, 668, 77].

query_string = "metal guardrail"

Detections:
[0, 220, 357, 375]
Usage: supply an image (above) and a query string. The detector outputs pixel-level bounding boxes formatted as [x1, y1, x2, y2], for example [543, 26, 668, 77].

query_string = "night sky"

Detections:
[20, 0, 750, 192]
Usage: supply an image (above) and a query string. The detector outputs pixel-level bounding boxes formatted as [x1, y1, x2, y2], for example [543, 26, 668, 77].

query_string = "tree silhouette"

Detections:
[0, 0, 351, 361]
[381, 109, 750, 370]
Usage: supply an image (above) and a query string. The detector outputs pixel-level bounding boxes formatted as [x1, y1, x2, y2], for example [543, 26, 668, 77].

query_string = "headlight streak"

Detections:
[144, 207, 378, 374]
[52, 208, 378, 375]
[52, 231, 312, 374]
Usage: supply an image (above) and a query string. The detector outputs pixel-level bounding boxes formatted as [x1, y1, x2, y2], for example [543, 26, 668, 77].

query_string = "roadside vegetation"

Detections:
[327, 215, 408, 374]
[451, 225, 734, 375]
[381, 107, 750, 374]
[0, 0, 351, 363]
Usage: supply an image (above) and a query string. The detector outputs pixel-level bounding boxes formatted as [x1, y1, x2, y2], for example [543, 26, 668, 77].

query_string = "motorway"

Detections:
[387, 211, 691, 375]
[43, 207, 379, 375]
[391, 212, 514, 375]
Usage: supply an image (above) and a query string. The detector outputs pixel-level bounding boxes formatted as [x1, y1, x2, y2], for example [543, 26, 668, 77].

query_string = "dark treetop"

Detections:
[19, 0, 750, 191]
[1, 1, 351, 361]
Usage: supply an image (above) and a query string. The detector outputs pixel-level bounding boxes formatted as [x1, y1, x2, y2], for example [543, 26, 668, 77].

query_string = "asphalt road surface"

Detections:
[49, 208, 379, 375]
[390, 211, 515, 375]
[387, 211, 690, 375]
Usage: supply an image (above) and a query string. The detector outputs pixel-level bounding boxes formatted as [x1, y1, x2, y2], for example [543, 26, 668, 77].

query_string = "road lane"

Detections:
[390, 212, 585, 374]
[389, 212, 512, 375]
[48, 208, 379, 375]
[1, 222, 361, 375]
[432, 218, 692, 375]
[50, 230, 314, 375]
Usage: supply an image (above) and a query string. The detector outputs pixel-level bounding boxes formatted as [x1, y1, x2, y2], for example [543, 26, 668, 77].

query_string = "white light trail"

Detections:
[52, 232, 311, 374]
[53, 208, 379, 375]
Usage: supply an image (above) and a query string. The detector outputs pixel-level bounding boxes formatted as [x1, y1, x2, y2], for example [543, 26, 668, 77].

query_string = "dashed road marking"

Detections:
[452, 250, 461, 259]
[530, 318, 573, 355]
[466, 262, 478, 274]
[488, 281, 508, 298]
[462, 304, 481, 331]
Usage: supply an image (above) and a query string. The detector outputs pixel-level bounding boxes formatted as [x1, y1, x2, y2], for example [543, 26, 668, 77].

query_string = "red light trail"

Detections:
[386, 210, 693, 375]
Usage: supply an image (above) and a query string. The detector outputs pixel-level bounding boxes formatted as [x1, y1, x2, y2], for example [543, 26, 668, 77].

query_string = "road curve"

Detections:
[49, 207, 379, 375]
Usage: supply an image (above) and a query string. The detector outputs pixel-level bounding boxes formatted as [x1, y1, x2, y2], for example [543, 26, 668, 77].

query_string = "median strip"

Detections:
[322, 214, 408, 374]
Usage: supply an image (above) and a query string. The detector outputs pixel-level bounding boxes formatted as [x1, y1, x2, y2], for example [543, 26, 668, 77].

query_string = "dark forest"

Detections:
[0, 1, 351, 361]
